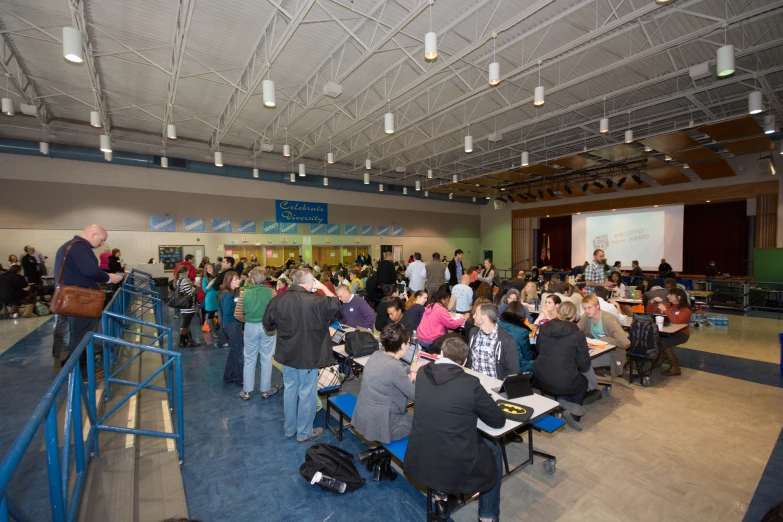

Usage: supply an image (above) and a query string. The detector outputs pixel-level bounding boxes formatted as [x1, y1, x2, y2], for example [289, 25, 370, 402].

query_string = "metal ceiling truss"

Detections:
[210, 0, 318, 150]
[355, 1, 783, 178]
[163, 0, 196, 144]
[67, 0, 112, 132]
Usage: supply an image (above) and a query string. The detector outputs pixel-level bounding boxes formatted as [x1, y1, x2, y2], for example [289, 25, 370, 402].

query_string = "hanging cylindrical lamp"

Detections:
[299, 163, 306, 177]
[364, 172, 370, 184]
[214, 151, 223, 166]
[283, 144, 291, 157]
[716, 45, 734, 78]
[99, 134, 112, 152]
[104, 150, 112, 161]
[366, 158, 372, 170]
[90, 111, 101, 127]
[452, 174, 458, 183]
[262, 79, 276, 108]
[161, 156, 169, 168]
[62, 27, 83, 63]
[253, 168, 259, 178]
[473, 197, 476, 202]
[464, 134, 473, 153]
[424, 190, 429, 197]
[748, 91, 763, 114]
[425, 32, 437, 60]
[323, 177, 329, 186]
[448, 193, 453, 200]
[403, 186, 408, 195]
[521, 151, 529, 166]
[415, 180, 421, 191]
[379, 183, 384, 192]
[427, 169, 433, 179]
[599, 118, 609, 134]
[534, 86, 545, 107]
[1, 97, 13, 116]
[327, 152, 334, 164]
[625, 130, 633, 143]
[40, 142, 49, 155]
[644, 145, 652, 152]
[167, 124, 177, 139]
[764, 114, 776, 135]
[384, 111, 394, 134]
[488, 62, 500, 86]
[290, 172, 296, 183]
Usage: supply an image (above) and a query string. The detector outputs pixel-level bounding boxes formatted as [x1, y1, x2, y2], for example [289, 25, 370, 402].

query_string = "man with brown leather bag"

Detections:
[53, 225, 123, 369]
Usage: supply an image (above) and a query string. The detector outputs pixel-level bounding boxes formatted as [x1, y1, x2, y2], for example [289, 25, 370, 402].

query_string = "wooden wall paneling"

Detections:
[512, 217, 535, 269]
[511, 180, 779, 219]
[755, 194, 779, 248]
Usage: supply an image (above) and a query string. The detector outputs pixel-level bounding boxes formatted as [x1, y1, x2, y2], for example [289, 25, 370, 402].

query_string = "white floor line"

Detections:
[125, 395, 137, 448]
[161, 400, 175, 452]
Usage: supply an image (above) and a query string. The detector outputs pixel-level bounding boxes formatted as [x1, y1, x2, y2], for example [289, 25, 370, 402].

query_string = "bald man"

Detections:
[55, 225, 123, 368]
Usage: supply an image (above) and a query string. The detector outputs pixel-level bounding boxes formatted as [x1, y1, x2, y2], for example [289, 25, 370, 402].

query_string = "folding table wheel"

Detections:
[543, 459, 556, 475]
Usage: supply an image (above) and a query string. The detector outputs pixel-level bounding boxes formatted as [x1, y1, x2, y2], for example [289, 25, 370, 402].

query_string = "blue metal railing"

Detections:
[0, 269, 184, 522]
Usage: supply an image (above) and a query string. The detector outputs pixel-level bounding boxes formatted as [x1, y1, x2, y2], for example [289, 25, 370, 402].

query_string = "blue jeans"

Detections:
[281, 365, 318, 441]
[478, 438, 503, 521]
[243, 322, 276, 393]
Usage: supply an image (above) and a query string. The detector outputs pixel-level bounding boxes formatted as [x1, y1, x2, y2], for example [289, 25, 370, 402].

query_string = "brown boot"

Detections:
[661, 347, 681, 376]
[653, 349, 666, 368]
[22, 304, 35, 318]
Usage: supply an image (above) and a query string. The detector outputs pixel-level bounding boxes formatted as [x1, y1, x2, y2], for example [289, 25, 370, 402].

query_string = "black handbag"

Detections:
[166, 279, 194, 309]
[344, 330, 378, 357]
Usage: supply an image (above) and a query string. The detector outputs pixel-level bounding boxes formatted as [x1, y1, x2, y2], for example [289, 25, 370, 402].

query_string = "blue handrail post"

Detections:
[72, 366, 86, 476]
[176, 357, 184, 463]
[44, 405, 66, 522]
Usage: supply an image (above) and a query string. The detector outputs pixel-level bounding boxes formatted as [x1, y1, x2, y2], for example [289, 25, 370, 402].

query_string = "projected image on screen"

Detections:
[585, 211, 664, 268]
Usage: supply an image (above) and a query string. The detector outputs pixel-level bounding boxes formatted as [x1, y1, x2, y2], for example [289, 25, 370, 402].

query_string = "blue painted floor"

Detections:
[676, 347, 783, 388]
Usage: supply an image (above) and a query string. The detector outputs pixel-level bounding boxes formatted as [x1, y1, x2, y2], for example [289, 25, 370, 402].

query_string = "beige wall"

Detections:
[0, 154, 482, 268]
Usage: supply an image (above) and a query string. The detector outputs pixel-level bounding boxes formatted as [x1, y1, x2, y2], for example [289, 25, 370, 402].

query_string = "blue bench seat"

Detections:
[326, 392, 357, 441]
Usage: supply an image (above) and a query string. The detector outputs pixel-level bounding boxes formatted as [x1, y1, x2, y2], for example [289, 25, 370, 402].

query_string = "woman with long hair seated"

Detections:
[416, 286, 466, 351]
[534, 294, 561, 325]
[402, 290, 428, 331]
[646, 287, 691, 376]
[498, 301, 535, 374]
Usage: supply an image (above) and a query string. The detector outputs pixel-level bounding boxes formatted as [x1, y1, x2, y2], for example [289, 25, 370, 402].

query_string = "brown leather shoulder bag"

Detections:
[50, 241, 106, 318]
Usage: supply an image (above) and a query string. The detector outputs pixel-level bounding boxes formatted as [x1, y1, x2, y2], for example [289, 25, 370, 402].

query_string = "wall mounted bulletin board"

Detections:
[158, 245, 183, 271]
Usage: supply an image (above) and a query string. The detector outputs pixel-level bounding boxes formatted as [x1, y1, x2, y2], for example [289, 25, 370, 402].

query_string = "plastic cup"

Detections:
[655, 316, 664, 328]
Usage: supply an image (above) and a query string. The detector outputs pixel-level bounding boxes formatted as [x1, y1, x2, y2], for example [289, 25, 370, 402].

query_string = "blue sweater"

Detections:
[340, 296, 376, 330]
[54, 236, 110, 290]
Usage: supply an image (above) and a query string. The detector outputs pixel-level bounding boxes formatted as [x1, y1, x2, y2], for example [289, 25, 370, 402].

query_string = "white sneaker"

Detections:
[557, 399, 586, 417]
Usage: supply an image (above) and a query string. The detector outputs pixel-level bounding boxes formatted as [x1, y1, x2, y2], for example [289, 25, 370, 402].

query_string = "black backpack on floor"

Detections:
[299, 444, 365, 493]
[629, 318, 661, 360]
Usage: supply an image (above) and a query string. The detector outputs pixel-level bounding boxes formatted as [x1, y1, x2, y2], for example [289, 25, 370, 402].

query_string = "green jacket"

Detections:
[236, 284, 274, 323]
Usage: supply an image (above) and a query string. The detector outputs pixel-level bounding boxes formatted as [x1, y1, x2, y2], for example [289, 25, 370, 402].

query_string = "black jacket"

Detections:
[533, 320, 591, 396]
[263, 285, 341, 369]
[508, 278, 526, 291]
[365, 276, 380, 300]
[658, 262, 672, 276]
[108, 255, 123, 274]
[377, 260, 397, 286]
[20, 254, 40, 285]
[447, 259, 463, 286]
[467, 326, 521, 380]
[705, 265, 718, 279]
[374, 297, 402, 332]
[404, 362, 505, 493]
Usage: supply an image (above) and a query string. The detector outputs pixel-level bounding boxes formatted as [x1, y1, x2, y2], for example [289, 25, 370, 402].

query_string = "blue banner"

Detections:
[261, 221, 279, 234]
[343, 224, 358, 236]
[360, 225, 374, 236]
[326, 223, 340, 235]
[211, 218, 232, 232]
[237, 220, 257, 233]
[377, 225, 390, 236]
[309, 223, 326, 235]
[392, 226, 404, 237]
[276, 200, 328, 224]
[150, 216, 176, 232]
[182, 217, 206, 232]
[280, 222, 298, 234]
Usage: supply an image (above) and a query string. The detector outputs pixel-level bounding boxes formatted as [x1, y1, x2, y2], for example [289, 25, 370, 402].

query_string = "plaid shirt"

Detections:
[470, 324, 500, 378]
[583, 261, 605, 295]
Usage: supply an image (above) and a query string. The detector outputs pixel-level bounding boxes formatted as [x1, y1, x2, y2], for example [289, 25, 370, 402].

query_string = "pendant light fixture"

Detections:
[748, 90, 762, 115]
[379, 183, 384, 192]
[716, 45, 734, 78]
[366, 157, 372, 170]
[464, 128, 473, 153]
[425, 190, 429, 197]
[327, 136, 334, 163]
[403, 186, 408, 195]
[472, 197, 476, 202]
[290, 172, 296, 183]
[262, 77, 276, 108]
[62, 27, 83, 63]
[323, 177, 329, 186]
[167, 124, 177, 139]
[40, 141, 49, 155]
[253, 168, 259, 178]
[104, 150, 112, 161]
[452, 174, 458, 183]
[534, 60, 544, 106]
[2, 74, 13, 116]
[448, 193, 453, 200]
[764, 114, 776, 134]
[364, 172, 370, 184]
[599, 97, 609, 133]
[625, 130, 633, 143]
[424, 0, 437, 61]
[214, 150, 223, 167]
[100, 134, 112, 152]
[384, 101, 394, 134]
[283, 128, 290, 157]
[90, 111, 101, 127]
[427, 169, 433, 179]
[488, 34, 500, 86]
[521, 151, 529, 166]
[415, 180, 421, 191]
[161, 156, 169, 168]
[299, 163, 306, 177]
[644, 145, 652, 152]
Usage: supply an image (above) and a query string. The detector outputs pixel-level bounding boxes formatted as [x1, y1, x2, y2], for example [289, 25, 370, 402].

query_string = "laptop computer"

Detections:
[722, 273, 731, 278]
[330, 327, 347, 345]
[491, 373, 534, 399]
[401, 342, 420, 365]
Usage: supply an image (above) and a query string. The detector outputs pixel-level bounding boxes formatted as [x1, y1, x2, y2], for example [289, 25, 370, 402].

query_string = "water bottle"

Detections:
[534, 298, 539, 312]
[411, 329, 418, 349]
[310, 471, 347, 494]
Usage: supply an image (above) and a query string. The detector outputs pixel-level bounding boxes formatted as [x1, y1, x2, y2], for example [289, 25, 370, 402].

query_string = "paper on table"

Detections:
[586, 337, 607, 346]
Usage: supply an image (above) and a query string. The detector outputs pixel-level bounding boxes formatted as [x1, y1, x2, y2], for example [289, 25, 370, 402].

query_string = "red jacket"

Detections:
[645, 302, 691, 336]
[175, 261, 196, 281]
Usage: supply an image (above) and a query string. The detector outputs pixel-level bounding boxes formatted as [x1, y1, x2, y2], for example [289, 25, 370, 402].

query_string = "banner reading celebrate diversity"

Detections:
[275, 200, 328, 224]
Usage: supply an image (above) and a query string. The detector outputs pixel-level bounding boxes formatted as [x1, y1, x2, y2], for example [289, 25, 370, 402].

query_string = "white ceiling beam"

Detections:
[67, 0, 111, 132]
[163, 0, 196, 143]
[210, 0, 318, 149]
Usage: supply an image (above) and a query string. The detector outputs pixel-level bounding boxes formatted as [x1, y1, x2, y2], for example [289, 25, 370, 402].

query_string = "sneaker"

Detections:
[557, 399, 586, 417]
[298, 428, 324, 444]
[561, 410, 583, 431]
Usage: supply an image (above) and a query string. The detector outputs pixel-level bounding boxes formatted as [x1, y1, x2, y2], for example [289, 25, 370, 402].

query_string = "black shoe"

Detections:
[506, 431, 523, 443]
[179, 335, 188, 348]
[185, 332, 200, 347]
[372, 457, 397, 482]
[583, 389, 602, 406]
[360, 448, 389, 472]
[435, 494, 463, 520]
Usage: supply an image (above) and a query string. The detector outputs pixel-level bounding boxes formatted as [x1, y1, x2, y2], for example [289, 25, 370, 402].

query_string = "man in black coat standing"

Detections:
[376, 251, 397, 287]
[404, 337, 506, 522]
[447, 249, 464, 288]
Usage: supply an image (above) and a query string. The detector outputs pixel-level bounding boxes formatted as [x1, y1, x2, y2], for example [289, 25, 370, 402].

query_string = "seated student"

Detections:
[646, 288, 691, 376]
[467, 302, 520, 380]
[449, 274, 474, 314]
[608, 271, 627, 299]
[348, 269, 364, 294]
[317, 271, 336, 295]
[508, 270, 527, 291]
[492, 280, 511, 307]
[534, 301, 591, 430]
[375, 285, 402, 332]
[462, 297, 490, 342]
[417, 286, 467, 350]
[404, 337, 506, 522]
[365, 272, 381, 301]
[335, 285, 375, 330]
[402, 290, 428, 332]
[353, 323, 419, 445]
[592, 287, 628, 324]
[534, 294, 561, 325]
[560, 283, 583, 312]
[577, 294, 630, 374]
[497, 288, 520, 315]
[498, 301, 534, 374]
[519, 281, 538, 305]
[0, 265, 36, 318]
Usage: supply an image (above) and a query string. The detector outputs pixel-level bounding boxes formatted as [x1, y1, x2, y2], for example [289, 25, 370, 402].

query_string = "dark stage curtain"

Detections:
[683, 201, 748, 276]
[538, 216, 572, 270]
